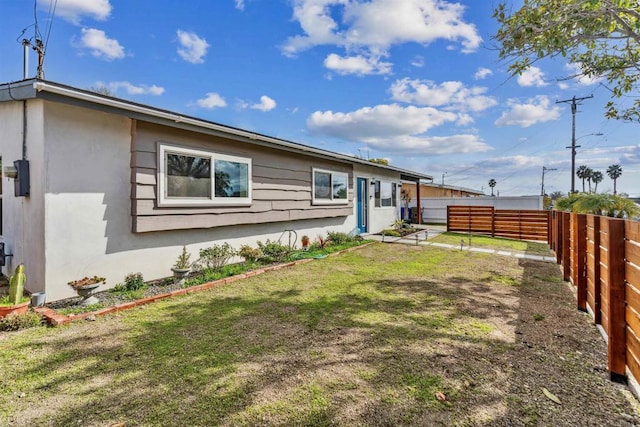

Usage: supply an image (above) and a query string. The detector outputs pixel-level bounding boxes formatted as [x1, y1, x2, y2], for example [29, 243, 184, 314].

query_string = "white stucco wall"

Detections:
[41, 102, 364, 301]
[0, 100, 46, 293]
[414, 196, 544, 224]
[353, 164, 401, 234]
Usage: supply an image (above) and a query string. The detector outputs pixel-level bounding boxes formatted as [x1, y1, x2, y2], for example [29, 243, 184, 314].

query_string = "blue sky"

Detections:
[1, 0, 638, 197]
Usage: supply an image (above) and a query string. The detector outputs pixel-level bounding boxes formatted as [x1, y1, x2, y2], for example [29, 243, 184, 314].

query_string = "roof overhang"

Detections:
[0, 79, 433, 182]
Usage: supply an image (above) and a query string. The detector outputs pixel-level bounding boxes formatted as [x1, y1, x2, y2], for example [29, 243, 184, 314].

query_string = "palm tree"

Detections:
[488, 179, 497, 196]
[576, 165, 589, 192]
[584, 167, 594, 192]
[591, 170, 603, 193]
[606, 164, 623, 195]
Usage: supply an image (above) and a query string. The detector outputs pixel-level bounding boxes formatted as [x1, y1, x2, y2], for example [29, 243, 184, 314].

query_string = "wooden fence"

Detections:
[550, 211, 640, 384]
[447, 206, 550, 241]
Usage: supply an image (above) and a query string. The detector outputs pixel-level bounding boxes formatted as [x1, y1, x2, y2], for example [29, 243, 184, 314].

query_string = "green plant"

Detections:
[326, 231, 350, 245]
[316, 235, 329, 249]
[199, 243, 237, 270]
[257, 240, 291, 263]
[381, 229, 401, 237]
[0, 295, 29, 306]
[0, 311, 43, 331]
[173, 246, 192, 270]
[123, 272, 146, 291]
[239, 245, 262, 263]
[392, 219, 407, 231]
[8, 264, 26, 305]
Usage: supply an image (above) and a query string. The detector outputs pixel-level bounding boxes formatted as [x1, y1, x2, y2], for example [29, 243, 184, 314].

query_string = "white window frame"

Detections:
[374, 180, 397, 208]
[311, 168, 349, 205]
[158, 143, 252, 207]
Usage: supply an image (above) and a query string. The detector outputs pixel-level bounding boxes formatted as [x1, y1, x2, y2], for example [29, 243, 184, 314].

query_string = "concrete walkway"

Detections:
[362, 226, 557, 263]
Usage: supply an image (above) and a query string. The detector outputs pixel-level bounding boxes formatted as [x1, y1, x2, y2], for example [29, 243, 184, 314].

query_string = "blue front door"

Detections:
[356, 178, 368, 233]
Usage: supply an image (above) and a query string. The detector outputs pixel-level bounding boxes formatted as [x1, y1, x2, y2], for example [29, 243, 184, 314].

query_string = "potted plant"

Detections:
[68, 275, 105, 306]
[172, 246, 192, 285]
[301, 235, 310, 251]
[0, 264, 30, 318]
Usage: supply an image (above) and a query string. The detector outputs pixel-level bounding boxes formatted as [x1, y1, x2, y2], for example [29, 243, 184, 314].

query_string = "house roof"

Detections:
[421, 182, 484, 196]
[0, 79, 433, 183]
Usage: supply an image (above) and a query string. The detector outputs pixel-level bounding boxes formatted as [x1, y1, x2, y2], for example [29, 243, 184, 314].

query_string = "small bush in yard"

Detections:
[199, 243, 237, 270]
[382, 229, 401, 237]
[257, 240, 290, 263]
[327, 231, 351, 245]
[123, 272, 146, 291]
[239, 245, 262, 263]
[0, 311, 43, 331]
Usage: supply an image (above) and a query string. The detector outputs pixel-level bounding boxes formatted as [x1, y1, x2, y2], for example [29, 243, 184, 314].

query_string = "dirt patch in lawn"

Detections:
[1, 244, 639, 426]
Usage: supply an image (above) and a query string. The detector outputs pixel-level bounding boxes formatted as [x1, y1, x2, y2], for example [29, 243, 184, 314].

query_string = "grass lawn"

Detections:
[0, 243, 636, 426]
[429, 232, 553, 256]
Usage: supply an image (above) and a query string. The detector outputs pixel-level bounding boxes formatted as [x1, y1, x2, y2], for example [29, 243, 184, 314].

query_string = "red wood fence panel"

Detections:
[625, 220, 640, 383]
[447, 206, 549, 241]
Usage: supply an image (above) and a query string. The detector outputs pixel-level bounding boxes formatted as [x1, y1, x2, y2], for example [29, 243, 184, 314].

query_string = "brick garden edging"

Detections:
[34, 244, 370, 326]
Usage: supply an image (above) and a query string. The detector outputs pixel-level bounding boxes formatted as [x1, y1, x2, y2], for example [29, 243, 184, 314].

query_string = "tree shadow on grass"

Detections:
[6, 245, 638, 426]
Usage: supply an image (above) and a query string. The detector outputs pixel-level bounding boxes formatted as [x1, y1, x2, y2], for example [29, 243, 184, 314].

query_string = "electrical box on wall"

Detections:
[13, 160, 29, 197]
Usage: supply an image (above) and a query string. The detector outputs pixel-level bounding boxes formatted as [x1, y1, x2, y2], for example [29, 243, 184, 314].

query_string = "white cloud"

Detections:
[306, 104, 491, 154]
[235, 0, 245, 10]
[283, 0, 481, 73]
[107, 81, 164, 96]
[79, 28, 124, 60]
[558, 82, 570, 90]
[41, 0, 111, 24]
[565, 62, 603, 86]
[197, 92, 227, 109]
[517, 66, 548, 87]
[474, 67, 493, 80]
[251, 96, 277, 112]
[324, 53, 392, 76]
[410, 55, 425, 68]
[495, 96, 561, 128]
[176, 30, 210, 64]
[390, 78, 498, 112]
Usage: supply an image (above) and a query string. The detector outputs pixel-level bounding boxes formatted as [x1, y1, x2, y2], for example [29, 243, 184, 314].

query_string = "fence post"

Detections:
[604, 217, 626, 382]
[575, 214, 587, 312]
[547, 210, 552, 246]
[491, 207, 495, 238]
[591, 215, 602, 324]
[562, 212, 571, 281]
[555, 211, 563, 264]
[446, 206, 451, 232]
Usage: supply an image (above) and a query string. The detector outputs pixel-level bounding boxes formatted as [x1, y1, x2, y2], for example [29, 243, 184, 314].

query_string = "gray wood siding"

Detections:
[131, 121, 353, 232]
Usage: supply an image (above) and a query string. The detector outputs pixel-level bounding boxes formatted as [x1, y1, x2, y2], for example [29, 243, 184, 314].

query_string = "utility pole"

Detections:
[541, 166, 557, 196]
[441, 172, 447, 186]
[556, 95, 593, 193]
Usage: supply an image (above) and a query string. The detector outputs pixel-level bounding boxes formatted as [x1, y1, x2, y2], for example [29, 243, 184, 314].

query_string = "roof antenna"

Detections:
[22, 39, 30, 79]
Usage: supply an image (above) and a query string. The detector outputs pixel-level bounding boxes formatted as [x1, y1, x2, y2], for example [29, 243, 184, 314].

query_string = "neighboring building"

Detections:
[403, 183, 484, 200]
[0, 79, 431, 301]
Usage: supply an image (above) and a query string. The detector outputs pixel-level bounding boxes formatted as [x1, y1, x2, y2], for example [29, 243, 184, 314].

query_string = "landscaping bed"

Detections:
[45, 236, 370, 319]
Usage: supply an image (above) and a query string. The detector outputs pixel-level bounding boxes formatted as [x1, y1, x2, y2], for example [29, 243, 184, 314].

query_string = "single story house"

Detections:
[0, 79, 432, 302]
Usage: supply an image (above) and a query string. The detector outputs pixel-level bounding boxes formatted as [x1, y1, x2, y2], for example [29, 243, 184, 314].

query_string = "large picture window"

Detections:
[312, 168, 349, 205]
[374, 180, 397, 208]
[159, 144, 251, 206]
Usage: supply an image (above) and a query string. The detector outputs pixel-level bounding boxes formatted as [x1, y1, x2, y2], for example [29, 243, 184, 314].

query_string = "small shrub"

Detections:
[327, 231, 351, 245]
[173, 246, 192, 269]
[257, 240, 291, 263]
[382, 229, 401, 237]
[123, 272, 146, 291]
[316, 235, 329, 249]
[0, 311, 43, 331]
[239, 245, 262, 263]
[199, 243, 237, 270]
